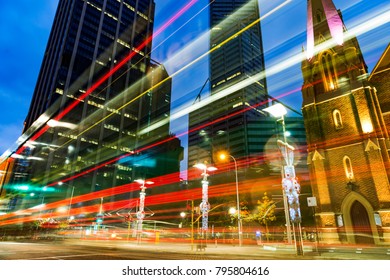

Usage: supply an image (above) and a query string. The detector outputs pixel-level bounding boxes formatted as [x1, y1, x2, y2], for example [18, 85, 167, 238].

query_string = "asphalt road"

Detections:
[0, 239, 390, 260]
[0, 241, 218, 260]
[2, 240, 389, 280]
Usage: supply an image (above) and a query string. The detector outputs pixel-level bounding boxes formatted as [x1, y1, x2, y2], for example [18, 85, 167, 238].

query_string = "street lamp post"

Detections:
[263, 103, 295, 247]
[134, 179, 154, 244]
[219, 153, 242, 246]
[264, 103, 304, 255]
[190, 199, 194, 251]
[194, 163, 217, 241]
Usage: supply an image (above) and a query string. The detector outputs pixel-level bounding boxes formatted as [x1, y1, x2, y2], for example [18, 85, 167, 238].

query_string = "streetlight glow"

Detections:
[219, 153, 227, 161]
[207, 166, 218, 172]
[263, 103, 287, 118]
[194, 164, 218, 173]
[135, 179, 154, 186]
[193, 163, 206, 170]
[229, 207, 236, 215]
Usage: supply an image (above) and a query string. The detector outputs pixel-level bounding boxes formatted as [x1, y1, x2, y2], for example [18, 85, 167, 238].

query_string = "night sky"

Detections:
[0, 0, 389, 156]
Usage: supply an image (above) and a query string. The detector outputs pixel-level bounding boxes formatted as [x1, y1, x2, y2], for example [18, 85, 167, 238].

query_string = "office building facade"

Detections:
[5, 0, 183, 212]
[188, 0, 268, 170]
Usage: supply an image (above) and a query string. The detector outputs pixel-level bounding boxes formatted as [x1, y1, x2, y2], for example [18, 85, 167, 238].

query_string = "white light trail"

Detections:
[138, 4, 390, 136]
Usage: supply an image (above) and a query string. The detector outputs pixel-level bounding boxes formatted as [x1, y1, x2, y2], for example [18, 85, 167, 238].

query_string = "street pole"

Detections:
[68, 186, 74, 221]
[58, 182, 74, 222]
[308, 196, 320, 255]
[230, 155, 242, 247]
[219, 153, 242, 246]
[135, 179, 153, 244]
[278, 120, 304, 255]
[194, 163, 217, 247]
[263, 103, 301, 251]
[200, 170, 209, 240]
[191, 200, 194, 251]
[137, 183, 146, 244]
[280, 115, 293, 245]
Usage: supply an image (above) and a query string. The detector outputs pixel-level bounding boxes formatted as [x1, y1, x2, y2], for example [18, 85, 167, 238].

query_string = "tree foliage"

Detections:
[245, 192, 276, 226]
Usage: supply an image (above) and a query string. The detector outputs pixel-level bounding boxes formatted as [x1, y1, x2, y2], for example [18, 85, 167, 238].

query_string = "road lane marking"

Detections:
[25, 253, 101, 260]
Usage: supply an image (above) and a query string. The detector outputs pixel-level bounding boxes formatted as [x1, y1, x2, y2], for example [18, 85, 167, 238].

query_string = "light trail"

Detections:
[4, 2, 389, 224]
[21, 2, 214, 184]
[12, 0, 200, 155]
[139, 2, 390, 136]
[34, 0, 291, 151]
[27, 0, 292, 184]
[0, 174, 280, 227]
[138, 0, 292, 135]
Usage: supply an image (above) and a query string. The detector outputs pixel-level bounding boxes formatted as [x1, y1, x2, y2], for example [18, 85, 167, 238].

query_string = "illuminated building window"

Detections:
[332, 109, 343, 129]
[320, 51, 338, 92]
[117, 39, 131, 49]
[343, 156, 354, 181]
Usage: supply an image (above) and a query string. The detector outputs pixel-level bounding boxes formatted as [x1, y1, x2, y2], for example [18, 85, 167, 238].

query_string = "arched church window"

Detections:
[316, 10, 323, 23]
[320, 51, 338, 92]
[333, 109, 343, 129]
[343, 156, 354, 181]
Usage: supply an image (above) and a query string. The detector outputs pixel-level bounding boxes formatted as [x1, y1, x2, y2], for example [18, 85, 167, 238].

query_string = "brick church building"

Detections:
[301, 0, 390, 244]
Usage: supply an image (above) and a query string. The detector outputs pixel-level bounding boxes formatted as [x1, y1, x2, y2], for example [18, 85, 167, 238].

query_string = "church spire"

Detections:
[307, 0, 344, 59]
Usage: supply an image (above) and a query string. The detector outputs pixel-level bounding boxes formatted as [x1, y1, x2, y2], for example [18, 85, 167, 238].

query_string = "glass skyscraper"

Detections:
[188, 0, 268, 170]
[8, 0, 182, 209]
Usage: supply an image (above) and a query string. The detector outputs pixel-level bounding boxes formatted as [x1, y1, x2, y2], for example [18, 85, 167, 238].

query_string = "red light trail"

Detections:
[14, 0, 199, 155]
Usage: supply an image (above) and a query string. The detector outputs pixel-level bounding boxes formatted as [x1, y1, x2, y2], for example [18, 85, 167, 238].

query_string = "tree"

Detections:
[245, 192, 276, 241]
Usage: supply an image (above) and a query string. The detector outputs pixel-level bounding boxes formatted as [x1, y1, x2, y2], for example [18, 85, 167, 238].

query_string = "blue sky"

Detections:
[0, 0, 389, 156]
[0, 0, 58, 155]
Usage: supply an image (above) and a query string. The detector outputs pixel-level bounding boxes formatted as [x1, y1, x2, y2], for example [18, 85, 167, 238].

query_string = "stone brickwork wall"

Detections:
[371, 69, 390, 129]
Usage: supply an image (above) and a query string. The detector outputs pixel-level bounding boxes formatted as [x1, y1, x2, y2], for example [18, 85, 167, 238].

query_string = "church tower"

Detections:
[301, 0, 390, 244]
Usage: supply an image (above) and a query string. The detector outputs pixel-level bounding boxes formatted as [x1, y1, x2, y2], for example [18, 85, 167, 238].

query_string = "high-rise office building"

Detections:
[188, 0, 268, 172]
[7, 0, 182, 206]
[24, 0, 155, 132]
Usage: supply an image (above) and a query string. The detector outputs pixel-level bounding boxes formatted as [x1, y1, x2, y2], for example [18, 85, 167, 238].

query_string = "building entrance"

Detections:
[350, 200, 373, 244]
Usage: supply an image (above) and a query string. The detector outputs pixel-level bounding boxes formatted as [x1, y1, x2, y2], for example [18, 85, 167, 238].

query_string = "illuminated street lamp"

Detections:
[193, 163, 217, 238]
[219, 152, 242, 246]
[179, 211, 187, 230]
[134, 179, 154, 243]
[264, 103, 303, 255]
[263, 103, 292, 244]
